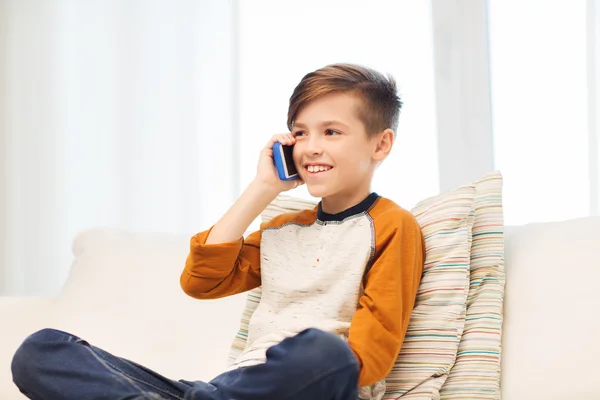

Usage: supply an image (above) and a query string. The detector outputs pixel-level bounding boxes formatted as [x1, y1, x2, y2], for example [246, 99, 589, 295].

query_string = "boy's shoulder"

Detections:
[260, 206, 318, 231]
[369, 196, 421, 232]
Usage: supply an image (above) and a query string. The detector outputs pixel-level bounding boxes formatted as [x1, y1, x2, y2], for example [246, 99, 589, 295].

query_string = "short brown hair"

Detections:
[287, 63, 402, 136]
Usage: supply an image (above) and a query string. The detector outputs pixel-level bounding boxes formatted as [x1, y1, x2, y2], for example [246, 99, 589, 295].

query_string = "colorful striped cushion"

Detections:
[384, 183, 476, 399]
[439, 171, 504, 399]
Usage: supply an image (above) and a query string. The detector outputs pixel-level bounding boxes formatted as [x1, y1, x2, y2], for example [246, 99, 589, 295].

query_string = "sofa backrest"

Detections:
[55, 228, 246, 382]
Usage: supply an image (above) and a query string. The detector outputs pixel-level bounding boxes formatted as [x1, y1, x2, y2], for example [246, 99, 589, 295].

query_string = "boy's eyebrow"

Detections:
[293, 120, 350, 129]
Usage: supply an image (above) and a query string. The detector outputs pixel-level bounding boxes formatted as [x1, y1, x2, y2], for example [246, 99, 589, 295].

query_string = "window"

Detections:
[489, 0, 591, 225]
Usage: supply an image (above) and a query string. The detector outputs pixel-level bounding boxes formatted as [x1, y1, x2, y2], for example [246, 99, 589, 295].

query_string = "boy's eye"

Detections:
[325, 129, 341, 135]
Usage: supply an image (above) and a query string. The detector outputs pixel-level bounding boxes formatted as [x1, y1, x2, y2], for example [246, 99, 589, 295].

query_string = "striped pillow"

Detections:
[439, 171, 504, 399]
[384, 183, 476, 399]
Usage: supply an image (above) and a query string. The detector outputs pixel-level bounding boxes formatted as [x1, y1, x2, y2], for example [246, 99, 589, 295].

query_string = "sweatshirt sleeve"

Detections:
[180, 226, 262, 299]
[347, 209, 425, 387]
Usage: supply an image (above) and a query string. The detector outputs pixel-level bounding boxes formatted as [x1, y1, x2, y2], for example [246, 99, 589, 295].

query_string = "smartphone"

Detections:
[273, 142, 299, 181]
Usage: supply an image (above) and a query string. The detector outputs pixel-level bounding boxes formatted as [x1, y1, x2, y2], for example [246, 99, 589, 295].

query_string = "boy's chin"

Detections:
[305, 184, 331, 199]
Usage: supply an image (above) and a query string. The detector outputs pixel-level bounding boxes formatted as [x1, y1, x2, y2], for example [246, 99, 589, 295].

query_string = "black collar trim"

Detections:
[317, 192, 380, 222]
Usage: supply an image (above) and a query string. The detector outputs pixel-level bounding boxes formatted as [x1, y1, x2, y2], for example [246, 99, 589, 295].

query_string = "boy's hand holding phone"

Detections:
[255, 133, 304, 195]
[205, 133, 303, 245]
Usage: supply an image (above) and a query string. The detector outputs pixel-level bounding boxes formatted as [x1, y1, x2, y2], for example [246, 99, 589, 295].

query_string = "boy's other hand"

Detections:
[255, 133, 304, 194]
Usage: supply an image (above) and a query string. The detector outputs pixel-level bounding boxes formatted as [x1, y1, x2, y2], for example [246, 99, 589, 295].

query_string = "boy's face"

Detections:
[291, 92, 391, 210]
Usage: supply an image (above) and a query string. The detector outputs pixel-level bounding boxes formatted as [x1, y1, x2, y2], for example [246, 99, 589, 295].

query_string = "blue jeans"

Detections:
[11, 327, 359, 400]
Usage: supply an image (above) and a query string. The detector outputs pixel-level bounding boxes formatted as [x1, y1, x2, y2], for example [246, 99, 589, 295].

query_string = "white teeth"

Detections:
[307, 165, 331, 173]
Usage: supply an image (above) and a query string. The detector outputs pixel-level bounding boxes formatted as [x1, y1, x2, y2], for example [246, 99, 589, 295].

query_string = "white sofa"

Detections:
[1, 217, 599, 399]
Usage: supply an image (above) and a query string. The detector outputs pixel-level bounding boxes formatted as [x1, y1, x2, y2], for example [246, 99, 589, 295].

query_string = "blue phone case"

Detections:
[273, 142, 299, 181]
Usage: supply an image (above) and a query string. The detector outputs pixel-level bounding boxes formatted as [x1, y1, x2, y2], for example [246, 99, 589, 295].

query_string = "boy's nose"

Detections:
[304, 136, 324, 155]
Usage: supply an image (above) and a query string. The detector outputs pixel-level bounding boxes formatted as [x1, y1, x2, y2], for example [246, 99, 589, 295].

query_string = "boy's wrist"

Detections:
[205, 178, 279, 245]
[249, 178, 281, 200]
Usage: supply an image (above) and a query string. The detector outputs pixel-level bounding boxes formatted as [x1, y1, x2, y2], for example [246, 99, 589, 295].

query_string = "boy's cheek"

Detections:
[292, 155, 303, 171]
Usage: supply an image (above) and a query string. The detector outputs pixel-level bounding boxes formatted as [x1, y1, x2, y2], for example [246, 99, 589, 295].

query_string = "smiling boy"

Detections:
[11, 63, 424, 400]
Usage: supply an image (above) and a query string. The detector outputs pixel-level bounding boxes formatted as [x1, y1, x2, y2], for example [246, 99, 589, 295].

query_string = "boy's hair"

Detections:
[287, 63, 402, 136]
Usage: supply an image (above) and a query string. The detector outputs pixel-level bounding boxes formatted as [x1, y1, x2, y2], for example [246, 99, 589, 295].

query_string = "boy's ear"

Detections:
[372, 128, 395, 162]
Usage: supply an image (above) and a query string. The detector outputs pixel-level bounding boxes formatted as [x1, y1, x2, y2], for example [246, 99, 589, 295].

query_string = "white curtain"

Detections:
[0, 0, 238, 295]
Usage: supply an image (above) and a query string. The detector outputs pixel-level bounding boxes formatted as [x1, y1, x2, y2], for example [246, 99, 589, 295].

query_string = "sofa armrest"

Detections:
[0, 296, 57, 399]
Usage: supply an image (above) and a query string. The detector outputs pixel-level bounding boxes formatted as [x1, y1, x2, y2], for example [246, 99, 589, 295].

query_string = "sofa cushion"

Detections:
[501, 217, 600, 400]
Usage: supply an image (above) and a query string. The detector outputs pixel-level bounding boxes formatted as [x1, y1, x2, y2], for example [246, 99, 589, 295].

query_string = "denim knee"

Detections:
[287, 328, 358, 372]
[11, 328, 72, 384]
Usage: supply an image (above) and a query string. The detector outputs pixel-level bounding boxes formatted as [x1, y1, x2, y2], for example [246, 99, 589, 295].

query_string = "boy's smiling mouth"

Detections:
[304, 163, 333, 174]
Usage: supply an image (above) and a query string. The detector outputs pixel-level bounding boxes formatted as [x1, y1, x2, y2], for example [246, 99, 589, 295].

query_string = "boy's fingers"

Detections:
[264, 136, 278, 150]
[266, 133, 294, 149]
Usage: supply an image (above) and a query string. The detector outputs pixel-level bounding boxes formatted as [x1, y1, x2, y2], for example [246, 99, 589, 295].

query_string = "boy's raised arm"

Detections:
[205, 179, 280, 244]
[180, 133, 304, 299]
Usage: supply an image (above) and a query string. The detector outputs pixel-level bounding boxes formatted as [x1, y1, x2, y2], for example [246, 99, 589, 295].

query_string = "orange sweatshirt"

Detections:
[181, 193, 424, 390]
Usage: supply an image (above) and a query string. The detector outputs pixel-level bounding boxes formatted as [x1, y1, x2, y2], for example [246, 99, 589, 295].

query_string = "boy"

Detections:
[11, 63, 424, 400]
